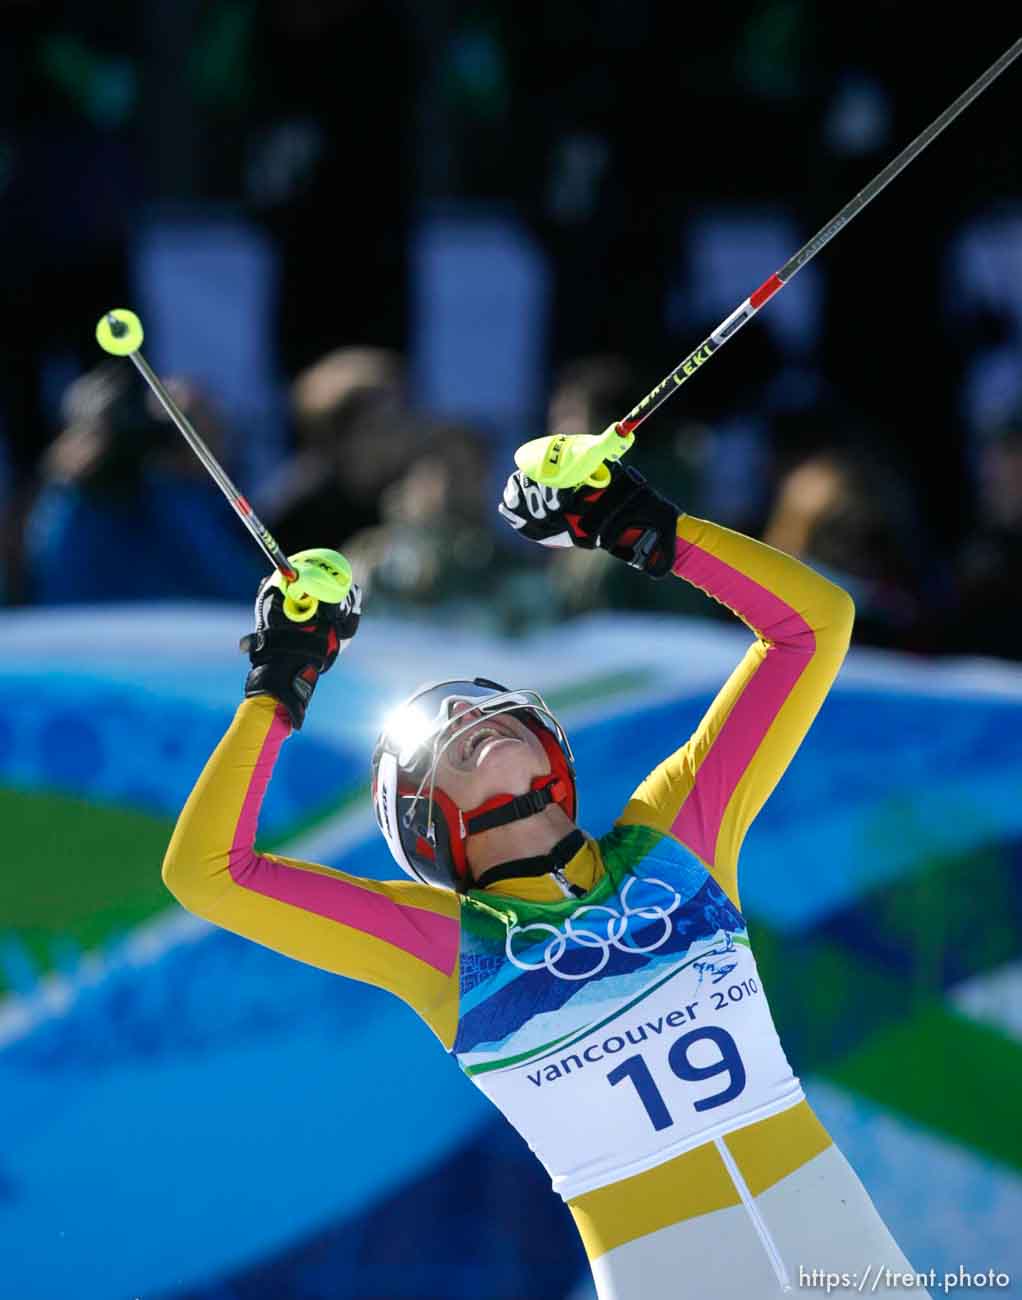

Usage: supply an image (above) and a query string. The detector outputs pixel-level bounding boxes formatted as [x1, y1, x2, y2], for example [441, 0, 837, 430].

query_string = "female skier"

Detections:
[164, 459, 926, 1298]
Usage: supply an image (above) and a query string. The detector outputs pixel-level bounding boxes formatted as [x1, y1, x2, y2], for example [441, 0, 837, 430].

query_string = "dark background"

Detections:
[3, 2, 1022, 657]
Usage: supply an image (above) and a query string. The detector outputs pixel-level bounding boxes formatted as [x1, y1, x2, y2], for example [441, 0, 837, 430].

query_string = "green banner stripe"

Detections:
[0, 787, 177, 996]
[824, 1003, 1022, 1172]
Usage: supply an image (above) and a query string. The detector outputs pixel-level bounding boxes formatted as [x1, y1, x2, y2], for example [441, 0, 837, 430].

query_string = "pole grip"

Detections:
[278, 548, 353, 622]
[514, 425, 633, 490]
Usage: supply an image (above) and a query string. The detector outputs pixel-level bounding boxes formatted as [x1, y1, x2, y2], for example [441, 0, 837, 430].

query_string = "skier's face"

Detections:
[434, 703, 550, 812]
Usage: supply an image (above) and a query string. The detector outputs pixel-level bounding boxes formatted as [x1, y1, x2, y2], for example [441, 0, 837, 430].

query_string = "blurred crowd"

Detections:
[2, 0, 1022, 658]
[5, 337, 1022, 660]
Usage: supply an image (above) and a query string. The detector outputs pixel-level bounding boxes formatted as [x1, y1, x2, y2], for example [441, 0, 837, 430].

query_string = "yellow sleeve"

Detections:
[162, 696, 461, 1047]
[618, 515, 854, 909]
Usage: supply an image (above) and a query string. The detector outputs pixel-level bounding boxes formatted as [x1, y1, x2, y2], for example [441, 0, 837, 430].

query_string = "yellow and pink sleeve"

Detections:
[619, 515, 854, 908]
[162, 695, 462, 1046]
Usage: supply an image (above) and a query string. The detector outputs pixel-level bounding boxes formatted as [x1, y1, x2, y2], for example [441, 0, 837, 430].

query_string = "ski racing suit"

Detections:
[164, 514, 926, 1299]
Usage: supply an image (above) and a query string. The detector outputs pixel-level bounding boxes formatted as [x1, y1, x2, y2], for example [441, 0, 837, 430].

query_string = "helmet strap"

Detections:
[463, 775, 569, 836]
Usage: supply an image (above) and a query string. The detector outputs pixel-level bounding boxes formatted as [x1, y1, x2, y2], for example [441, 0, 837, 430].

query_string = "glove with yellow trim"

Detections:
[242, 577, 362, 728]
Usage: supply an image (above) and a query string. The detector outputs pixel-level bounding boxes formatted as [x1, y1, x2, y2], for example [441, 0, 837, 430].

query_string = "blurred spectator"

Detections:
[261, 346, 417, 555]
[343, 423, 525, 629]
[547, 353, 641, 438]
[945, 418, 1022, 660]
[22, 362, 265, 603]
[761, 442, 932, 651]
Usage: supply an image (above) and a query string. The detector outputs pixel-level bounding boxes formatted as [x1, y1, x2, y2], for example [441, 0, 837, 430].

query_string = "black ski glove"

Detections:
[498, 461, 679, 577]
[242, 578, 362, 729]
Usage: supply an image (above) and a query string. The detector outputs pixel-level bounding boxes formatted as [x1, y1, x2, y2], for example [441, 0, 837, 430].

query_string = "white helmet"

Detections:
[371, 677, 577, 889]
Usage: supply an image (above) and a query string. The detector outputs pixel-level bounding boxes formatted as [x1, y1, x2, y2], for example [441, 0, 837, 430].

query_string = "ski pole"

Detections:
[516, 35, 1022, 490]
[95, 309, 351, 620]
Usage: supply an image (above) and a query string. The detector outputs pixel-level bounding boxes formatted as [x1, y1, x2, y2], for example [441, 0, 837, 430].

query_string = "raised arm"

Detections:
[618, 515, 853, 907]
[499, 462, 853, 909]
[162, 581, 461, 1046]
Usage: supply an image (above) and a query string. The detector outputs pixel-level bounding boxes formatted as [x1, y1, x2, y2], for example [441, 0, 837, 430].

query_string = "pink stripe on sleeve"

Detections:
[227, 705, 459, 976]
[669, 540, 815, 864]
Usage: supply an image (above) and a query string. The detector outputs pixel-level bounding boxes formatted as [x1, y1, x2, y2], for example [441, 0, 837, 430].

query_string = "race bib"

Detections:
[455, 843, 802, 1199]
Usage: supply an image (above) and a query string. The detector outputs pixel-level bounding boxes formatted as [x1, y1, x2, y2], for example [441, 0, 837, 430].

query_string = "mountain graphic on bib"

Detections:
[454, 824, 746, 1060]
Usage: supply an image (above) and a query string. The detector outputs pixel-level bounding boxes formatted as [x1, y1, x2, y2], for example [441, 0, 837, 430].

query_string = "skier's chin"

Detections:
[438, 734, 549, 811]
[470, 743, 542, 799]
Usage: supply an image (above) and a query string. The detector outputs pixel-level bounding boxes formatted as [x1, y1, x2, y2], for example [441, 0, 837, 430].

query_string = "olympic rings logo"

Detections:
[505, 877, 681, 981]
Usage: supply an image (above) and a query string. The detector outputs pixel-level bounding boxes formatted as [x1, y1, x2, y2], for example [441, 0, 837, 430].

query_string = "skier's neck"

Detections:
[465, 803, 577, 880]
